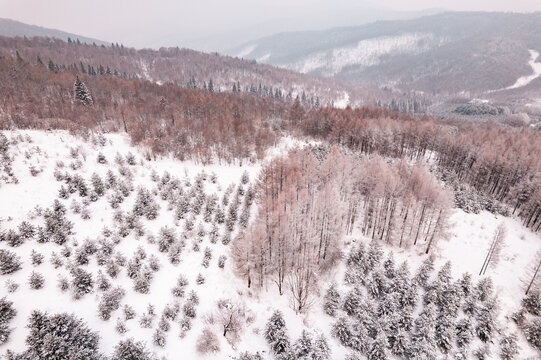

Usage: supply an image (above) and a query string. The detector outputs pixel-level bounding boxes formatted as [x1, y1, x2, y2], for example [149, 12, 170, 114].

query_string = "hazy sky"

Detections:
[2, 0, 540, 50]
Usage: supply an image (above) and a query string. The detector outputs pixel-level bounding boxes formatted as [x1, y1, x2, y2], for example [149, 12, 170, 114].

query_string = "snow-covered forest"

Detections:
[0, 27, 540, 360]
[0, 126, 539, 359]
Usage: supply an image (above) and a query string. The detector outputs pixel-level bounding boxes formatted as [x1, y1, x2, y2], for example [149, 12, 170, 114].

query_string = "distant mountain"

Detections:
[0, 18, 108, 46]
[155, 7, 445, 53]
[229, 12, 541, 97]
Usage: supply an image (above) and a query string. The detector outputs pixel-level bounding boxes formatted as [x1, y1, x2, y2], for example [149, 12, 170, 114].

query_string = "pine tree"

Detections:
[0, 297, 16, 345]
[332, 316, 352, 348]
[265, 310, 290, 355]
[383, 253, 396, 278]
[413, 257, 435, 288]
[112, 338, 153, 360]
[350, 321, 369, 352]
[343, 286, 362, 315]
[368, 330, 388, 360]
[23, 311, 103, 359]
[73, 76, 93, 106]
[294, 330, 313, 358]
[368, 270, 386, 298]
[365, 240, 383, 272]
[409, 304, 437, 359]
[522, 292, 541, 315]
[48, 58, 56, 72]
[323, 283, 341, 316]
[458, 272, 473, 298]
[523, 319, 541, 350]
[312, 334, 331, 360]
[499, 333, 519, 360]
[390, 327, 409, 357]
[475, 277, 494, 302]
[0, 249, 22, 274]
[475, 298, 497, 343]
[455, 317, 473, 349]
[392, 261, 411, 298]
[435, 312, 454, 353]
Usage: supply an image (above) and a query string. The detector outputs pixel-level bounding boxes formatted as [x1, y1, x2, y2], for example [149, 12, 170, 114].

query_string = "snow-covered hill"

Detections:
[285, 33, 441, 77]
[228, 12, 541, 98]
[0, 130, 539, 359]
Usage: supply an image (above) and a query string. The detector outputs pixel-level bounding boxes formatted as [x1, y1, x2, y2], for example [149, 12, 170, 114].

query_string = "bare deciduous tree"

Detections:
[523, 251, 541, 295]
[479, 223, 506, 275]
[209, 299, 249, 345]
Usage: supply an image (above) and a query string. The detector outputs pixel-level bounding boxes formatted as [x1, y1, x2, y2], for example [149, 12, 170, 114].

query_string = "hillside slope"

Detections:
[0, 18, 108, 46]
[230, 12, 541, 96]
[0, 36, 372, 106]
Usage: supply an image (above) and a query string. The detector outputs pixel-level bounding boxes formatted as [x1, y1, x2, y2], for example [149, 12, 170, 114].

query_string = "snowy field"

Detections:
[0, 130, 539, 359]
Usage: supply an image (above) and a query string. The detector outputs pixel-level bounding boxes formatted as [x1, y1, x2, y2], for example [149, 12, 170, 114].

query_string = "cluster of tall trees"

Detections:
[300, 107, 541, 232]
[232, 147, 451, 311]
[346, 156, 452, 253]
[376, 90, 432, 114]
[232, 148, 346, 311]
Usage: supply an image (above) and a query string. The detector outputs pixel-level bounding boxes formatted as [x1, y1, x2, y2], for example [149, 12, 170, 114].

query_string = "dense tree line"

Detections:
[299, 107, 541, 232]
[514, 292, 541, 352]
[1, 47, 539, 230]
[0, 55, 283, 164]
[0, 36, 361, 104]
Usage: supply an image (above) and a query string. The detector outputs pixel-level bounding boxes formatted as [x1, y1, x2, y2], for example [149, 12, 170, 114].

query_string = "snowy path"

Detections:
[506, 49, 541, 90]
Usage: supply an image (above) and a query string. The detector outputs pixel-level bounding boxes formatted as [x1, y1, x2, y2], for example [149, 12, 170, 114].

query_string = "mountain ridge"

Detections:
[0, 17, 109, 46]
[228, 11, 541, 97]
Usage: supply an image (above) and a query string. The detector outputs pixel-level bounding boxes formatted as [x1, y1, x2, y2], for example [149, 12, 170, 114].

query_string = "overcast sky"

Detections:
[2, 0, 540, 50]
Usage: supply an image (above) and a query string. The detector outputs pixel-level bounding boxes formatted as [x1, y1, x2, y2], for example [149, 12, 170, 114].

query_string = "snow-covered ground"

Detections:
[236, 45, 257, 59]
[0, 130, 539, 359]
[489, 49, 541, 93]
[334, 92, 350, 109]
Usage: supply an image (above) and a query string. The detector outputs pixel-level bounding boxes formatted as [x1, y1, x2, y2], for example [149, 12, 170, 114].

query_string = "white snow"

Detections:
[236, 44, 257, 58]
[138, 59, 154, 83]
[257, 53, 271, 62]
[333, 92, 350, 109]
[291, 33, 441, 76]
